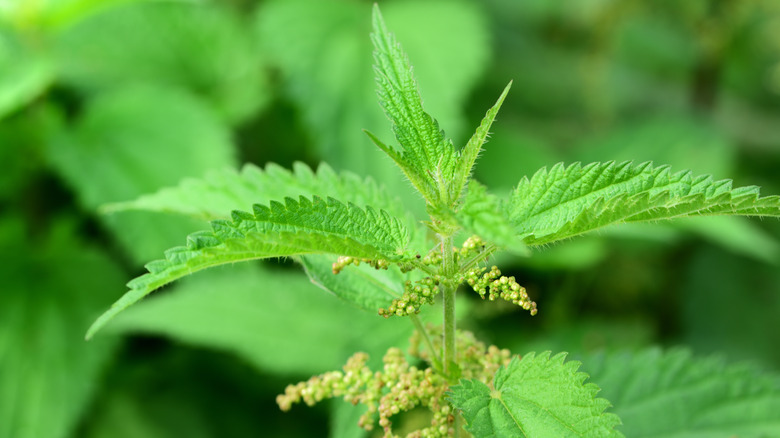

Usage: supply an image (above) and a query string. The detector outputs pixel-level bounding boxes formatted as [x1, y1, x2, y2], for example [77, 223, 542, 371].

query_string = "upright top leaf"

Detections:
[368, 4, 458, 208]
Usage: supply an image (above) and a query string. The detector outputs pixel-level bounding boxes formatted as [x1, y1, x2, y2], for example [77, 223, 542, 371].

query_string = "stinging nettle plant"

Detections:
[87, 5, 780, 437]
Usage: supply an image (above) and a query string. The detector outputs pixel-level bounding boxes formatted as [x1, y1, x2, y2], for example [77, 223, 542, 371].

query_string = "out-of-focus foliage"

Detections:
[1, 0, 779, 437]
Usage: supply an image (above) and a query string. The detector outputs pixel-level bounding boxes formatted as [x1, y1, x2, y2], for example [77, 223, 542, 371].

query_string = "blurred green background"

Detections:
[2, 0, 780, 437]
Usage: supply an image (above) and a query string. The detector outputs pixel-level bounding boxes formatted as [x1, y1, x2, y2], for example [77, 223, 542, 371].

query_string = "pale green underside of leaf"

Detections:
[299, 254, 407, 311]
[448, 352, 623, 437]
[583, 348, 780, 438]
[86, 196, 411, 339]
[370, 4, 458, 206]
[508, 161, 780, 246]
[102, 161, 406, 221]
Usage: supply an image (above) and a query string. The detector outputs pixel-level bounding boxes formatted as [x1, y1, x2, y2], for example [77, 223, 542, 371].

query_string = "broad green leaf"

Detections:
[106, 264, 427, 375]
[451, 81, 512, 204]
[254, 0, 488, 195]
[101, 160, 428, 313]
[370, 4, 458, 206]
[507, 161, 780, 247]
[582, 348, 780, 437]
[55, 1, 268, 124]
[453, 180, 526, 254]
[104, 161, 406, 222]
[86, 196, 411, 339]
[0, 219, 124, 438]
[448, 352, 623, 437]
[0, 31, 52, 119]
[46, 85, 236, 263]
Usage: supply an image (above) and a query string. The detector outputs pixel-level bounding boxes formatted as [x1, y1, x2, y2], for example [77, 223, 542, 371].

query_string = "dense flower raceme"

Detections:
[331, 236, 538, 318]
[277, 328, 513, 438]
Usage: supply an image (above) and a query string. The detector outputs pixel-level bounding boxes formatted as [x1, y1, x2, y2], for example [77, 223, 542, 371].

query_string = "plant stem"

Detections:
[440, 234, 457, 378]
[409, 314, 442, 372]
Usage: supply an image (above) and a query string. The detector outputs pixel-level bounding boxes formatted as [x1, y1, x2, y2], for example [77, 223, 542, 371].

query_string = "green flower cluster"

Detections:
[409, 325, 512, 381]
[331, 255, 390, 274]
[465, 265, 538, 315]
[330, 235, 536, 318]
[379, 277, 439, 317]
[277, 329, 513, 438]
[277, 347, 450, 437]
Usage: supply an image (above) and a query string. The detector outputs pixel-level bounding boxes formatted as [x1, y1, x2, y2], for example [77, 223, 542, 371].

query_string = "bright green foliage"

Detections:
[102, 160, 421, 313]
[299, 254, 405, 311]
[47, 85, 236, 263]
[255, 0, 487, 189]
[0, 32, 52, 120]
[507, 161, 780, 246]
[86, 195, 411, 339]
[73, 3, 780, 437]
[104, 161, 405, 221]
[583, 348, 780, 437]
[368, 4, 459, 207]
[55, 1, 268, 124]
[448, 352, 623, 437]
[0, 220, 124, 438]
[450, 81, 512, 205]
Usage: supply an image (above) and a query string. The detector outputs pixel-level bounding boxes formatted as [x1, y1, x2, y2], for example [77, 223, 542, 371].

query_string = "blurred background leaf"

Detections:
[46, 85, 235, 263]
[2, 0, 780, 436]
[0, 218, 124, 438]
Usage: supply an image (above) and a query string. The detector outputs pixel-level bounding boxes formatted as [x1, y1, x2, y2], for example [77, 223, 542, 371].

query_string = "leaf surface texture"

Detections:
[448, 352, 623, 437]
[87, 196, 411, 338]
[507, 161, 780, 246]
[583, 348, 780, 437]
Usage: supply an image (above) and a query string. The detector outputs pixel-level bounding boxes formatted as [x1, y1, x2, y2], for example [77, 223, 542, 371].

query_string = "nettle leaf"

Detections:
[583, 348, 780, 437]
[102, 160, 429, 313]
[86, 196, 412, 339]
[451, 81, 512, 205]
[0, 32, 52, 120]
[46, 85, 236, 263]
[368, 4, 459, 206]
[103, 161, 406, 221]
[453, 181, 526, 254]
[254, 0, 487, 193]
[448, 352, 623, 437]
[507, 161, 780, 246]
[0, 220, 124, 438]
[55, 1, 268, 124]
